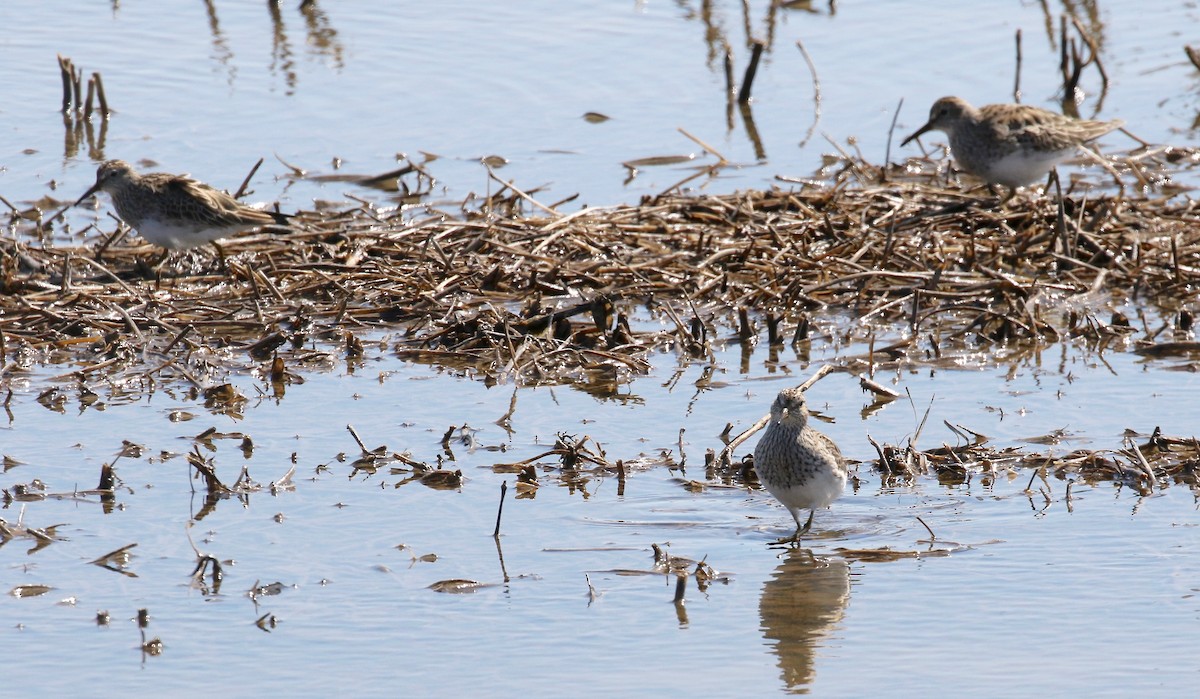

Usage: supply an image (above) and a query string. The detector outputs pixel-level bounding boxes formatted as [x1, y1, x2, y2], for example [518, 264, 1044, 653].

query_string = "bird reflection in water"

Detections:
[759, 550, 851, 693]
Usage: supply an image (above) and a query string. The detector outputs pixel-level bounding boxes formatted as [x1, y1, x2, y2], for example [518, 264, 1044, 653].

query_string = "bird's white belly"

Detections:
[762, 466, 846, 512]
[135, 217, 243, 250]
[975, 147, 1076, 188]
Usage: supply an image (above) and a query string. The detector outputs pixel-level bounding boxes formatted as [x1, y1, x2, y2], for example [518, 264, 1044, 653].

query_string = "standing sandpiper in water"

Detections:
[901, 96, 1124, 201]
[753, 387, 847, 545]
[73, 159, 289, 258]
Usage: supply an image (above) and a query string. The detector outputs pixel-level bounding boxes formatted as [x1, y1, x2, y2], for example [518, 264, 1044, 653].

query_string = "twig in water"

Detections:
[915, 515, 936, 541]
[908, 388, 934, 449]
[346, 424, 369, 453]
[486, 166, 559, 217]
[235, 158, 265, 199]
[493, 480, 508, 538]
[795, 39, 822, 148]
[677, 127, 728, 165]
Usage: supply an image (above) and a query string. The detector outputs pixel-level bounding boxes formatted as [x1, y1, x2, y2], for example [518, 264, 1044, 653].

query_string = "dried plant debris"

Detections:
[9, 584, 53, 598]
[90, 543, 138, 577]
[592, 543, 730, 585]
[428, 578, 495, 594]
[867, 424, 1200, 493]
[0, 503, 68, 553]
[4, 146, 1198, 406]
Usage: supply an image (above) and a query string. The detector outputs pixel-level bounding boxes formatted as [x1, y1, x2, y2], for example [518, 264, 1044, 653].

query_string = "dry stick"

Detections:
[915, 515, 936, 541]
[677, 127, 728, 165]
[161, 324, 196, 355]
[736, 41, 764, 104]
[860, 375, 901, 399]
[717, 364, 836, 466]
[234, 158, 265, 199]
[1013, 28, 1023, 103]
[74, 255, 140, 297]
[345, 424, 370, 454]
[485, 167, 559, 217]
[493, 480, 508, 537]
[795, 39, 822, 149]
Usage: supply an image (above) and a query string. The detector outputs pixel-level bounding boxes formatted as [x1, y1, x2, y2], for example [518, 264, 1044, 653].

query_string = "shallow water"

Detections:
[2, 0, 1197, 223]
[4, 337, 1198, 697]
[3, 2, 1200, 697]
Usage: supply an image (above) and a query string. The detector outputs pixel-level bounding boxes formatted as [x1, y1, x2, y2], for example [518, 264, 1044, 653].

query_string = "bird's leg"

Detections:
[799, 509, 815, 537]
[1000, 186, 1017, 206]
[771, 509, 811, 546]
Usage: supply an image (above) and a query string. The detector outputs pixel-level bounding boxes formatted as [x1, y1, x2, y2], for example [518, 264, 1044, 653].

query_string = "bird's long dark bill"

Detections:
[900, 121, 934, 147]
[72, 181, 103, 208]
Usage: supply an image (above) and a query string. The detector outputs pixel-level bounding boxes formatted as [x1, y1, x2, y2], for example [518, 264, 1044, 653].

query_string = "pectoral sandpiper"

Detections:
[901, 96, 1124, 200]
[73, 159, 289, 257]
[753, 387, 847, 545]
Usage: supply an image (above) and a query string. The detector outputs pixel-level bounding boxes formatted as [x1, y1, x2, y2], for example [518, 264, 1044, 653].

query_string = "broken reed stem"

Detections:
[84, 76, 96, 119]
[70, 65, 83, 115]
[57, 55, 73, 113]
[737, 41, 764, 104]
[493, 480, 508, 537]
[93, 72, 110, 116]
